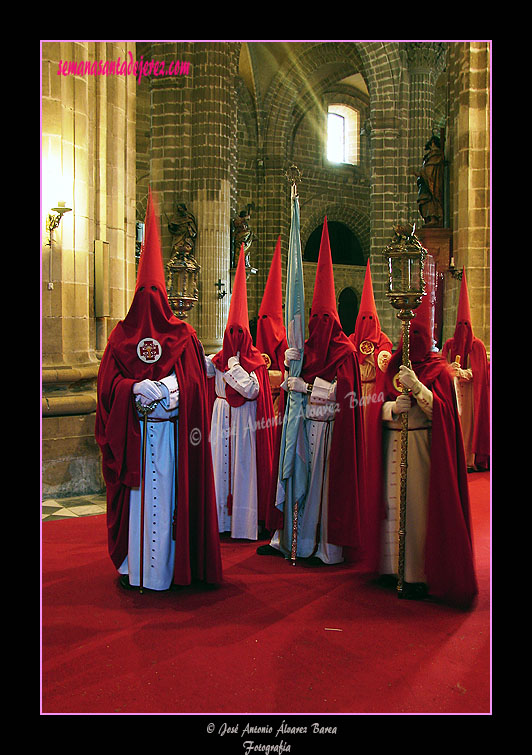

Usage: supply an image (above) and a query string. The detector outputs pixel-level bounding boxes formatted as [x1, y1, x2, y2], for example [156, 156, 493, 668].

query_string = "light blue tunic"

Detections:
[118, 374, 179, 590]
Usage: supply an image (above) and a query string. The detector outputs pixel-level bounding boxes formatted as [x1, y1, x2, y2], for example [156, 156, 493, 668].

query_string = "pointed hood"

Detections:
[310, 217, 339, 320]
[212, 244, 265, 375]
[409, 281, 435, 363]
[106, 187, 192, 380]
[135, 187, 167, 293]
[302, 217, 355, 383]
[351, 261, 381, 347]
[449, 269, 474, 362]
[256, 235, 288, 371]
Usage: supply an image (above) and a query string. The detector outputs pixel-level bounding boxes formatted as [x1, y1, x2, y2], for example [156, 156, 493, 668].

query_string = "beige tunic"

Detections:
[380, 393, 433, 584]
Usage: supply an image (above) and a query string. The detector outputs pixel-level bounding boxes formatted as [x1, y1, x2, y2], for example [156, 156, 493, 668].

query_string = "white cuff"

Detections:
[310, 377, 336, 404]
[158, 374, 180, 410]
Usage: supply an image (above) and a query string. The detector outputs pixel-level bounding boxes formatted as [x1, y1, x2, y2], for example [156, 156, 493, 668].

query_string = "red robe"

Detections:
[442, 335, 490, 469]
[211, 323, 276, 527]
[364, 344, 478, 608]
[300, 313, 367, 559]
[95, 311, 222, 587]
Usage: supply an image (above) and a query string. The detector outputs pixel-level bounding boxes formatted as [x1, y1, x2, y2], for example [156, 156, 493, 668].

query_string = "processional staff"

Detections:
[382, 223, 427, 598]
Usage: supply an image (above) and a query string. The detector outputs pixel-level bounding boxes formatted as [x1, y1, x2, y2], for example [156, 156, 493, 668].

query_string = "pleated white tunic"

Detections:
[118, 373, 179, 591]
[379, 398, 432, 584]
[270, 378, 344, 564]
[206, 356, 260, 540]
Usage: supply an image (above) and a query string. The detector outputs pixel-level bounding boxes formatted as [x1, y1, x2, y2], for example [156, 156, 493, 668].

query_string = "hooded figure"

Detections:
[206, 245, 275, 540]
[264, 218, 367, 565]
[255, 235, 288, 533]
[256, 235, 289, 377]
[95, 189, 222, 590]
[364, 287, 478, 607]
[349, 261, 393, 426]
[442, 271, 490, 471]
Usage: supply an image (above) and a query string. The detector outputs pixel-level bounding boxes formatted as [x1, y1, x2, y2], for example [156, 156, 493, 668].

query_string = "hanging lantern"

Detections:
[383, 223, 427, 313]
[165, 248, 200, 319]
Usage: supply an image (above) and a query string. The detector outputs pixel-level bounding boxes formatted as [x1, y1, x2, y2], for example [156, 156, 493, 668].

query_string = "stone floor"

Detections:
[42, 493, 107, 521]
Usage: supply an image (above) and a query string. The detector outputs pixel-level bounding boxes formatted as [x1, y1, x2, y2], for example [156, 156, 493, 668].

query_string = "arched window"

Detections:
[304, 221, 364, 266]
[327, 104, 359, 165]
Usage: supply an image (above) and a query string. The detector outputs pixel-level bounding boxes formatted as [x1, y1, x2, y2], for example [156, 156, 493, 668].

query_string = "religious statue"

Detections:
[166, 203, 200, 319]
[168, 203, 198, 256]
[414, 135, 444, 227]
[232, 206, 257, 270]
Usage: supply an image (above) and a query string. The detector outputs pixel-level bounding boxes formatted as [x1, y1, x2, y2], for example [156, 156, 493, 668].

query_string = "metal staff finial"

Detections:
[286, 164, 302, 198]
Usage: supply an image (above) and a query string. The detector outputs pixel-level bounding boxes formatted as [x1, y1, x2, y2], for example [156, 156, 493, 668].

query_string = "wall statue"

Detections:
[168, 203, 198, 256]
[414, 135, 444, 227]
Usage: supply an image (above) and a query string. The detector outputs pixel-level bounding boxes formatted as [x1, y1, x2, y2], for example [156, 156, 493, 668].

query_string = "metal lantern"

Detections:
[382, 223, 427, 598]
[384, 224, 427, 311]
[165, 248, 200, 319]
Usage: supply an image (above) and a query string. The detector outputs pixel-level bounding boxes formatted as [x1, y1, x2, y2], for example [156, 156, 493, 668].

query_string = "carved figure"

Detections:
[414, 136, 444, 227]
[168, 203, 197, 257]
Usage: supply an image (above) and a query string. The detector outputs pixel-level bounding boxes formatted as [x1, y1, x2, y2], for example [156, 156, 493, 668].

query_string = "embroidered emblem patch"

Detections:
[359, 340, 375, 355]
[137, 337, 161, 363]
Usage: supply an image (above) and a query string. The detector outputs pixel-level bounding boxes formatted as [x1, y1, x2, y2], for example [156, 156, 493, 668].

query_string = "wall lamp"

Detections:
[46, 201, 72, 247]
[45, 201, 72, 289]
[447, 255, 463, 280]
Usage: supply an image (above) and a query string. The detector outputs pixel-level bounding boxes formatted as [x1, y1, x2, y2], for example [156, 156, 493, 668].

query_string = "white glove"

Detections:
[227, 352, 240, 369]
[132, 379, 163, 403]
[398, 364, 420, 391]
[451, 363, 471, 381]
[287, 376, 307, 393]
[284, 347, 301, 364]
[393, 393, 412, 415]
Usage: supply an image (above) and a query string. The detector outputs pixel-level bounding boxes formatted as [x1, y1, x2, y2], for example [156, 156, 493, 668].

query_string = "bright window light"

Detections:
[327, 105, 359, 165]
[327, 112, 345, 163]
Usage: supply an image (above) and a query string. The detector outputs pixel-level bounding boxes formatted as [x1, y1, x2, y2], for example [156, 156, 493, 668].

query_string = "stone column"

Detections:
[445, 42, 490, 352]
[148, 42, 239, 354]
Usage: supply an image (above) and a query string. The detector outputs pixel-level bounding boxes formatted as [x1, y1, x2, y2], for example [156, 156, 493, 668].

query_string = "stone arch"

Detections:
[300, 202, 370, 264]
[263, 42, 404, 161]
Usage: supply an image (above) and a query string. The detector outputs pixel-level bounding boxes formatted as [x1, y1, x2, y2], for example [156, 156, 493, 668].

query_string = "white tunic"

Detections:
[453, 361, 475, 467]
[379, 395, 433, 583]
[118, 373, 179, 591]
[270, 378, 344, 564]
[206, 355, 260, 540]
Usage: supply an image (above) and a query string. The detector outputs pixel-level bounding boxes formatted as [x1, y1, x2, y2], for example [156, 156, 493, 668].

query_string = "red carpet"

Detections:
[41, 472, 490, 717]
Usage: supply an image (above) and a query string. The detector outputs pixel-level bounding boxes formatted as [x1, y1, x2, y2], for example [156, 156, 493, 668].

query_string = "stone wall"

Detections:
[42, 41, 136, 497]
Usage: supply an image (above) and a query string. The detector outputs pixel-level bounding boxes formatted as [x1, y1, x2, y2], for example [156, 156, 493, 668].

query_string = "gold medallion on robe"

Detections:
[359, 340, 375, 356]
[261, 353, 272, 369]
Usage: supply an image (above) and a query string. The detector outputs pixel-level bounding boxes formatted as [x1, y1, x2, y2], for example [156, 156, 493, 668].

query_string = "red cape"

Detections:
[301, 317, 367, 557]
[364, 357, 478, 608]
[264, 387, 286, 533]
[95, 325, 223, 586]
[325, 353, 367, 556]
[252, 364, 276, 525]
[442, 336, 490, 468]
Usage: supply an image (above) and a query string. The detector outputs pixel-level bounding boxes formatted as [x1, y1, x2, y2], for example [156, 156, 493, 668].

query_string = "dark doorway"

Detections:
[304, 221, 364, 265]
[338, 287, 358, 336]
